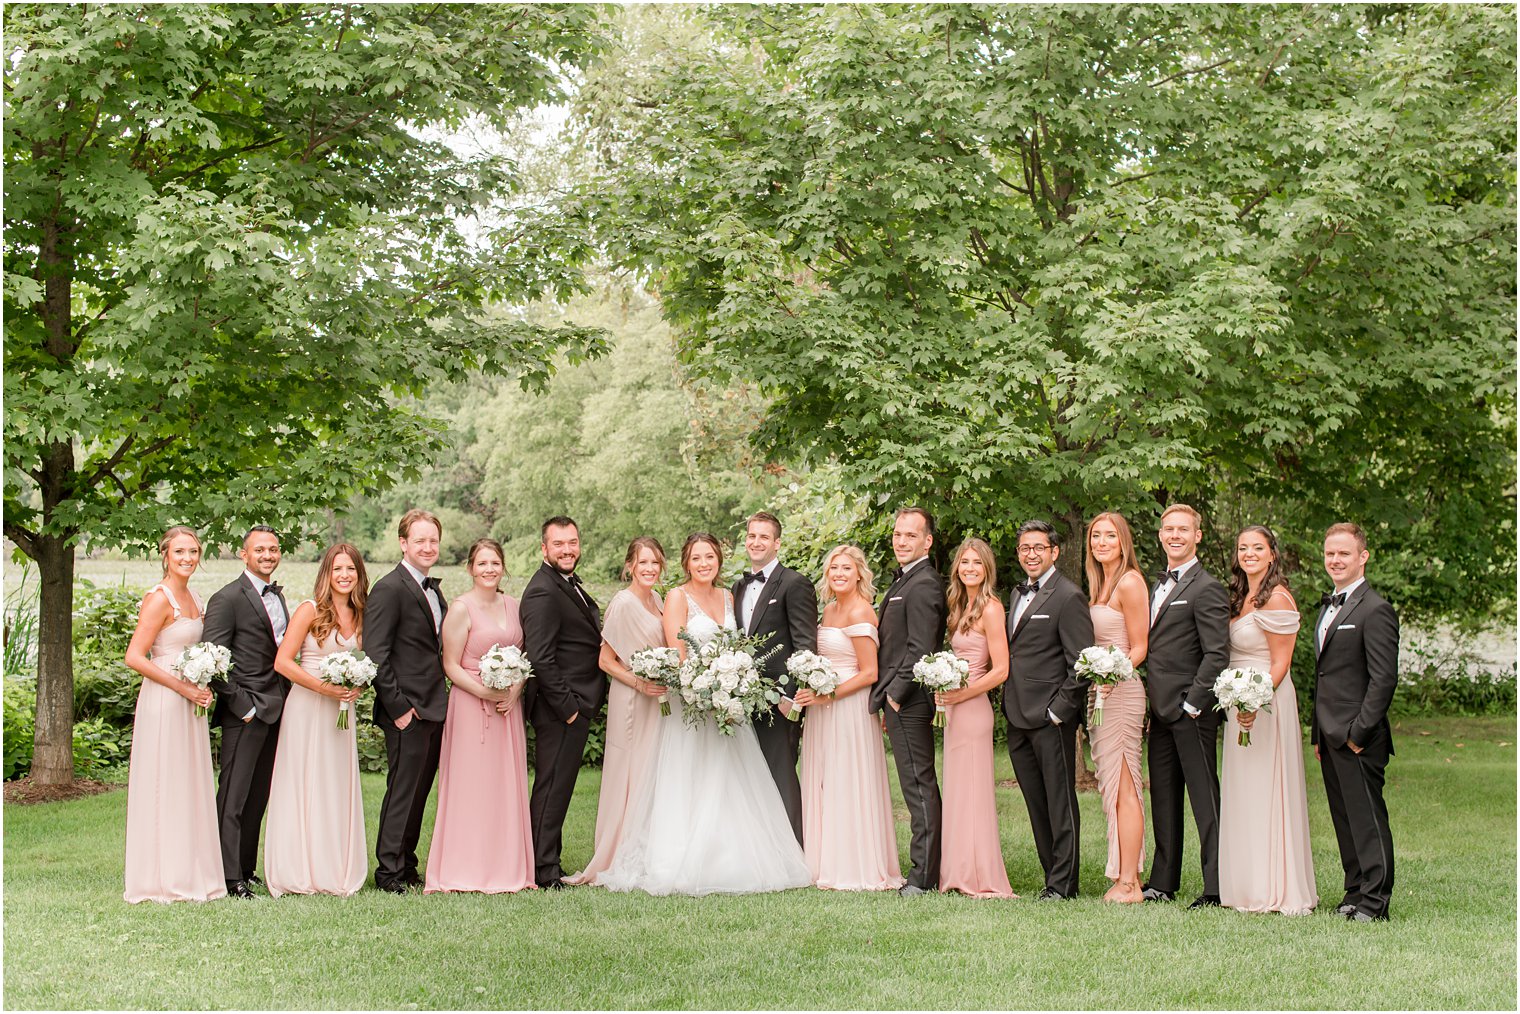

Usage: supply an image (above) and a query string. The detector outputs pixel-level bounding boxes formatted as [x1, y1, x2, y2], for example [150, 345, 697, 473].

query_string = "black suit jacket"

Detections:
[731, 563, 818, 694]
[1311, 583, 1399, 757]
[364, 563, 449, 727]
[520, 563, 604, 723]
[1004, 570, 1093, 730]
[202, 574, 289, 726]
[1144, 563, 1231, 723]
[871, 560, 948, 712]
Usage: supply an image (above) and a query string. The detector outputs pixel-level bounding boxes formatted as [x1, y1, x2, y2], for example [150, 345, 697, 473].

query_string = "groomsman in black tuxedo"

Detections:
[203, 524, 289, 899]
[1003, 519, 1093, 900]
[872, 506, 948, 895]
[731, 510, 818, 844]
[365, 509, 450, 894]
[1141, 503, 1230, 908]
[520, 515, 604, 888]
[1313, 522, 1399, 922]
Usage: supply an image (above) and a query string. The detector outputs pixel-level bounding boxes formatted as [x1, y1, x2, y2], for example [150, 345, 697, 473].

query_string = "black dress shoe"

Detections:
[243, 872, 265, 888]
[897, 884, 928, 897]
[1187, 894, 1222, 909]
[227, 880, 257, 900]
[402, 869, 424, 887]
[538, 879, 568, 891]
[377, 880, 408, 895]
[1035, 888, 1067, 901]
[1347, 909, 1388, 923]
[1141, 886, 1175, 902]
[1335, 903, 1358, 916]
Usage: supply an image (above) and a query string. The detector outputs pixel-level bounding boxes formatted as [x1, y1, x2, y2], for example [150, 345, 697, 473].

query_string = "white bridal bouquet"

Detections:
[629, 645, 682, 716]
[1075, 644, 1136, 726]
[314, 650, 377, 729]
[478, 643, 534, 692]
[784, 650, 841, 722]
[676, 628, 782, 736]
[1212, 667, 1275, 746]
[912, 650, 971, 727]
[171, 641, 232, 716]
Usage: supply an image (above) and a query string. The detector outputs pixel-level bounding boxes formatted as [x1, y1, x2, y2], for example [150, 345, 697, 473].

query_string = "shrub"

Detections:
[72, 716, 129, 777]
[4, 678, 36, 779]
[73, 580, 146, 655]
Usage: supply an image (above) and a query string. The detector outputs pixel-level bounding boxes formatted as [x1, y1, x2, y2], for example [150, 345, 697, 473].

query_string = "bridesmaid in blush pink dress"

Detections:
[566, 537, 668, 885]
[264, 544, 368, 897]
[1083, 512, 1150, 904]
[937, 538, 1014, 899]
[796, 545, 904, 891]
[1218, 525, 1317, 915]
[424, 538, 535, 894]
[122, 526, 225, 903]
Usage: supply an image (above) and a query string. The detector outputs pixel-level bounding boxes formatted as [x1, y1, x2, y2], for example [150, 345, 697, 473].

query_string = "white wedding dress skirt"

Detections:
[596, 594, 811, 896]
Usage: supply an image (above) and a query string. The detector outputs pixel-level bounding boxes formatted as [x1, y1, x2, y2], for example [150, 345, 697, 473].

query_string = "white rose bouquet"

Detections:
[170, 641, 232, 716]
[1075, 645, 1136, 726]
[314, 650, 377, 729]
[478, 643, 534, 691]
[676, 628, 782, 736]
[784, 650, 841, 722]
[629, 645, 682, 716]
[912, 650, 971, 728]
[1212, 667, 1275, 746]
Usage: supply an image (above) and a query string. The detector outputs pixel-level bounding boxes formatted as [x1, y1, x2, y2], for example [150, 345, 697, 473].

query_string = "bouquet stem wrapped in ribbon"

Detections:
[171, 641, 232, 717]
[912, 650, 970, 728]
[1075, 645, 1136, 726]
[1212, 667, 1275, 746]
[314, 650, 377, 729]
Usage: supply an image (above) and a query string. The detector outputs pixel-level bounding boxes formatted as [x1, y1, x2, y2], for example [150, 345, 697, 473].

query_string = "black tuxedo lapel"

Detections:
[746, 568, 783, 635]
[396, 567, 442, 648]
[1012, 574, 1060, 640]
[238, 575, 280, 644]
[553, 571, 600, 628]
[1318, 585, 1368, 657]
[1149, 566, 1201, 631]
[876, 568, 912, 623]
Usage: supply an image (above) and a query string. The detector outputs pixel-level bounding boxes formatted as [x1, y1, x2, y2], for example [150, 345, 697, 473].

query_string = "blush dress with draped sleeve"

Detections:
[938, 628, 1014, 898]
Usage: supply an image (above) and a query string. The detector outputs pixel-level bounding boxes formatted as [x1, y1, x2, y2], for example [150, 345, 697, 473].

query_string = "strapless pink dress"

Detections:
[1088, 602, 1146, 881]
[800, 623, 903, 891]
[940, 629, 1014, 898]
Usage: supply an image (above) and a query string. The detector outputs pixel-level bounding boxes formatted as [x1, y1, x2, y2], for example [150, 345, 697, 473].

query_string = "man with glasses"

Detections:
[1003, 519, 1093, 900]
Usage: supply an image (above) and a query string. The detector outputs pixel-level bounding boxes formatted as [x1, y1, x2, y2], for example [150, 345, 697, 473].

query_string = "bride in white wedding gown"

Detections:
[596, 534, 811, 896]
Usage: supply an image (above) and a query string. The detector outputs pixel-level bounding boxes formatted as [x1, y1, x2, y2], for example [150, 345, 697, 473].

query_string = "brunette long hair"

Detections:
[1229, 525, 1291, 617]
[946, 537, 998, 634]
[310, 543, 368, 645]
[679, 532, 724, 584]
[1083, 511, 1142, 605]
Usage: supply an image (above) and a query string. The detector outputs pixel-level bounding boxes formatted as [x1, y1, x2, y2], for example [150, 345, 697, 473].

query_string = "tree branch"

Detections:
[1149, 57, 1234, 89]
[4, 520, 38, 561]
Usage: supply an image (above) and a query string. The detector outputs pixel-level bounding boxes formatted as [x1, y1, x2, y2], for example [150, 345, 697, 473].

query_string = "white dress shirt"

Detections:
[1150, 557, 1198, 624]
[401, 559, 442, 634]
[1010, 566, 1055, 630]
[1318, 576, 1365, 651]
[740, 558, 779, 631]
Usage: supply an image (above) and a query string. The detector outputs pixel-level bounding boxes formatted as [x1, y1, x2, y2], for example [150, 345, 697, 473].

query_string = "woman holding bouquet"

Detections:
[935, 538, 1014, 899]
[123, 526, 225, 903]
[598, 533, 810, 896]
[797, 544, 904, 891]
[1218, 526, 1316, 915]
[425, 538, 534, 893]
[265, 543, 369, 897]
[1084, 512, 1150, 904]
[565, 537, 668, 885]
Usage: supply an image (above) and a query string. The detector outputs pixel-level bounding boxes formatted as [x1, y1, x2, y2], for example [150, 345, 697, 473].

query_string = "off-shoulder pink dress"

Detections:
[424, 593, 534, 893]
[800, 623, 904, 891]
[123, 585, 226, 903]
[263, 606, 366, 897]
[1087, 602, 1146, 882]
[1219, 609, 1317, 915]
[939, 629, 1014, 898]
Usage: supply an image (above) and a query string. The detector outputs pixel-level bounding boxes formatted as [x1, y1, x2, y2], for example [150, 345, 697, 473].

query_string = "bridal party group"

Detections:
[121, 503, 1399, 924]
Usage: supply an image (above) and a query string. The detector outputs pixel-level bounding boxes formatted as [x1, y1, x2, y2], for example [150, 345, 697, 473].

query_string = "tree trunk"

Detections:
[31, 526, 75, 786]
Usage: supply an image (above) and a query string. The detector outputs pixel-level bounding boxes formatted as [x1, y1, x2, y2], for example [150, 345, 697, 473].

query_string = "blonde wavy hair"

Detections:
[816, 544, 876, 605]
[946, 537, 999, 634]
[157, 525, 202, 576]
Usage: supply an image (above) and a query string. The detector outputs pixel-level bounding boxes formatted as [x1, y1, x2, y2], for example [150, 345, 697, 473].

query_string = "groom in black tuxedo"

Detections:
[202, 524, 289, 899]
[1313, 522, 1399, 922]
[731, 510, 818, 844]
[520, 515, 603, 888]
[873, 506, 948, 895]
[365, 509, 450, 893]
[1004, 519, 1093, 900]
[1142, 504, 1231, 908]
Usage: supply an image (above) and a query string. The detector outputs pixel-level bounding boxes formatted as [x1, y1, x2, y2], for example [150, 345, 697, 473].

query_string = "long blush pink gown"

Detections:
[800, 623, 904, 891]
[565, 588, 664, 885]
[123, 585, 226, 903]
[1219, 609, 1317, 915]
[424, 594, 534, 894]
[263, 607, 366, 897]
[1087, 601, 1146, 882]
[939, 629, 1014, 898]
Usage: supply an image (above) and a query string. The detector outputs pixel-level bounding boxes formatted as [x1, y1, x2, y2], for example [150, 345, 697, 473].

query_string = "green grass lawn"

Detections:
[4, 716, 1514, 1010]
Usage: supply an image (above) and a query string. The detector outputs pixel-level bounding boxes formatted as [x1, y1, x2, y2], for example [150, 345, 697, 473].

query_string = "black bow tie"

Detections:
[262, 582, 282, 597]
[1016, 580, 1039, 597]
[741, 569, 766, 585]
[891, 568, 905, 584]
[1321, 591, 1347, 608]
[1158, 569, 1181, 584]
[423, 576, 442, 592]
